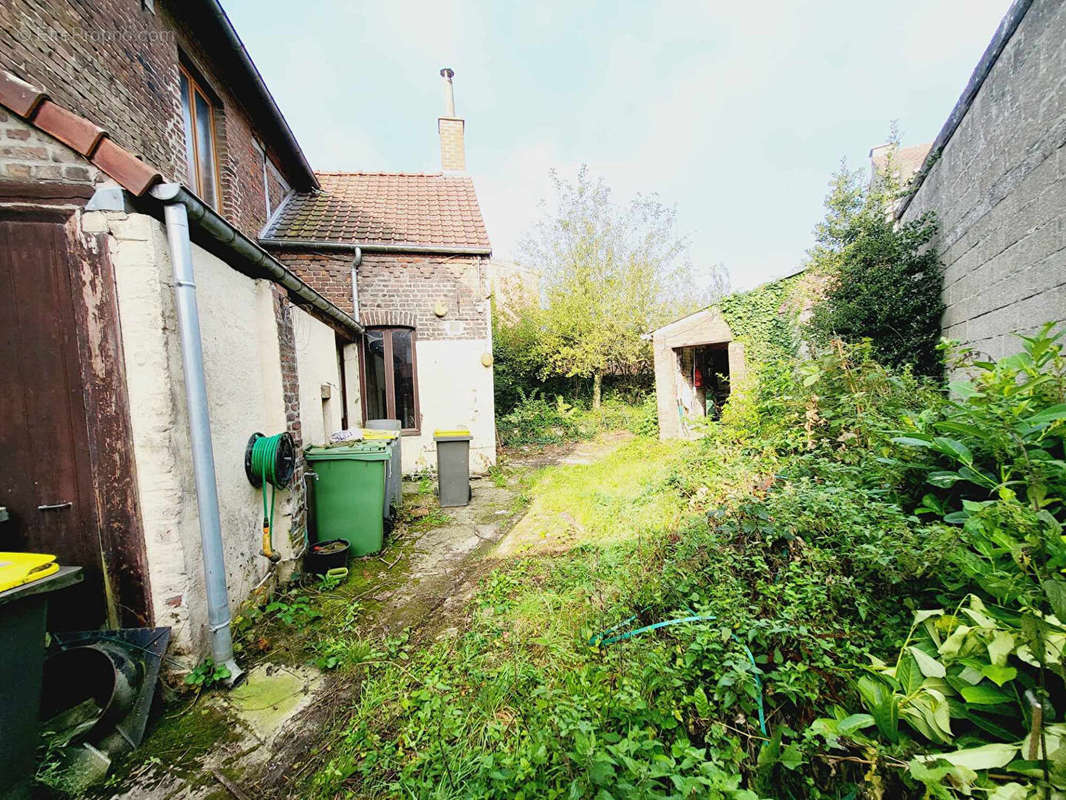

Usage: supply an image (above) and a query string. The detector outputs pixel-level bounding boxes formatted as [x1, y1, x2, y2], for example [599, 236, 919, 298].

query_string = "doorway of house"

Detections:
[0, 210, 106, 629]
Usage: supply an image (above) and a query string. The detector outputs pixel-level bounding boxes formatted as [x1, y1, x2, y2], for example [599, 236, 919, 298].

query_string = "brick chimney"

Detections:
[438, 67, 465, 172]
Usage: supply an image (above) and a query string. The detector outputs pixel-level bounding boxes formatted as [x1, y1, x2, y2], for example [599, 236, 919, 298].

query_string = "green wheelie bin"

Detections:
[305, 442, 390, 556]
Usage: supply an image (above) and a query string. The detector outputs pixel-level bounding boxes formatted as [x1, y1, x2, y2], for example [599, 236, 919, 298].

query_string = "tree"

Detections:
[807, 144, 944, 378]
[519, 166, 727, 408]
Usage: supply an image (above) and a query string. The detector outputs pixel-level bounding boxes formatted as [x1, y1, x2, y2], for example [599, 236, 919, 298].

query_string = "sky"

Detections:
[225, 0, 1013, 291]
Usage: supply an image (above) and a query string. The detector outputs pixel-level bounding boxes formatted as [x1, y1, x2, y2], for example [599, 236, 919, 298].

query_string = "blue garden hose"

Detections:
[590, 612, 767, 736]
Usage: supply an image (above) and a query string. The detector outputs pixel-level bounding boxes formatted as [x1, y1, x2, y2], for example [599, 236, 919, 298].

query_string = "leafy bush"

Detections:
[497, 391, 658, 447]
[807, 161, 945, 378]
[816, 323, 1066, 796]
[496, 390, 583, 446]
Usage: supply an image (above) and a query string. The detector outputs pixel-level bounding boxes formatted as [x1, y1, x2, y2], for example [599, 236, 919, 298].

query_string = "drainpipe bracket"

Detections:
[86, 185, 134, 213]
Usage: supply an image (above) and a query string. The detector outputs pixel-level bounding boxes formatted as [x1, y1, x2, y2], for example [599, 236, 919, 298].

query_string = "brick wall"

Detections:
[900, 0, 1066, 359]
[0, 107, 100, 184]
[272, 285, 306, 548]
[276, 249, 491, 340]
[0, 0, 289, 238]
[438, 117, 466, 172]
[275, 250, 355, 314]
[0, 0, 181, 181]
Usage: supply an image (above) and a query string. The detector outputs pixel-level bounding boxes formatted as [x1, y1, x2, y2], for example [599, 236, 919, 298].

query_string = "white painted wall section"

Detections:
[401, 338, 496, 474]
[102, 208, 302, 659]
[291, 306, 343, 446]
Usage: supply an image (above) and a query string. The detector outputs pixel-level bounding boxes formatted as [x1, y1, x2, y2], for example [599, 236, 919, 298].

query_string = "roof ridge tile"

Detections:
[0, 69, 162, 196]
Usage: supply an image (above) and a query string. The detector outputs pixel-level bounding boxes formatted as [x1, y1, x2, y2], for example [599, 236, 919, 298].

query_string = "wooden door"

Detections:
[0, 210, 105, 629]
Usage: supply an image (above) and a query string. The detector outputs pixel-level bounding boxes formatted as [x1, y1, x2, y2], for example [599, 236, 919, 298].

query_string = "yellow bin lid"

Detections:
[362, 429, 399, 441]
[0, 552, 59, 592]
[434, 428, 471, 439]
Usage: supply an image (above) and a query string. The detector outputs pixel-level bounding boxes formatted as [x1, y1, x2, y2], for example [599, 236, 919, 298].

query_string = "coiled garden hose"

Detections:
[245, 432, 296, 563]
[589, 612, 767, 736]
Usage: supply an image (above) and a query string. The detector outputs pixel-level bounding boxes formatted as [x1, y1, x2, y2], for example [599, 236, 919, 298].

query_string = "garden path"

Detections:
[105, 433, 632, 800]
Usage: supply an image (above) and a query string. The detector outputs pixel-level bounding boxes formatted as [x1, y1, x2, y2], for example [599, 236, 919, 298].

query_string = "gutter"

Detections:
[150, 184, 363, 335]
[199, 0, 318, 192]
[895, 0, 1033, 220]
[259, 237, 492, 256]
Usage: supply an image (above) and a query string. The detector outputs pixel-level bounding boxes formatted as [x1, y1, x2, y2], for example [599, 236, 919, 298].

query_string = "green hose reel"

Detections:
[245, 432, 296, 562]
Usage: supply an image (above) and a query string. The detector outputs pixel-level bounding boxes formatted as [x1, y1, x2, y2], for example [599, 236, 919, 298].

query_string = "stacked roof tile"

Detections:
[264, 171, 491, 252]
[0, 70, 163, 196]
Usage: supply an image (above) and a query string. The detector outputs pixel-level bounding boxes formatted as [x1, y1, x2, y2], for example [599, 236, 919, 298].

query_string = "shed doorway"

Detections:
[675, 343, 730, 423]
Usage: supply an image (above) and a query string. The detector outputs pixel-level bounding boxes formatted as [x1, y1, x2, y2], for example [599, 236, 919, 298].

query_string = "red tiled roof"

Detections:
[264, 172, 491, 253]
[0, 70, 162, 196]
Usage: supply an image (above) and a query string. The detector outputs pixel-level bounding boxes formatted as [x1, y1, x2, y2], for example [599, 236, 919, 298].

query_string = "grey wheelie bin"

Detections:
[365, 419, 402, 519]
[433, 429, 472, 507]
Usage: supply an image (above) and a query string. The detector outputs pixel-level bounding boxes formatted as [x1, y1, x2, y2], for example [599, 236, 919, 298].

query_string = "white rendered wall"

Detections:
[99, 209, 308, 659]
[291, 306, 343, 446]
[400, 338, 497, 474]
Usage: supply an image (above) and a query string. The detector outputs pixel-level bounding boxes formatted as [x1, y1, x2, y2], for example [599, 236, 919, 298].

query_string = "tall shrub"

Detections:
[808, 155, 945, 378]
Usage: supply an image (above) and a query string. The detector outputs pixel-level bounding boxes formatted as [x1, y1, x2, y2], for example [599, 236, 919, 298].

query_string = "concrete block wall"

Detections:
[900, 0, 1066, 359]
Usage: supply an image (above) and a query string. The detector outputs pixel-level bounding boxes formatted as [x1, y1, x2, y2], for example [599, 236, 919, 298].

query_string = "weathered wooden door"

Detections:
[0, 209, 105, 629]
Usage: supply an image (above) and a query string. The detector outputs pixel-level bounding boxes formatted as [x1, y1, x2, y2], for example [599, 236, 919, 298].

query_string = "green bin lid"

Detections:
[305, 442, 390, 462]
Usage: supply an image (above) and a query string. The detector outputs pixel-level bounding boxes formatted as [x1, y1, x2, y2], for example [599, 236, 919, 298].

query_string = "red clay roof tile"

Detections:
[90, 137, 162, 196]
[33, 101, 106, 157]
[0, 69, 162, 196]
[0, 71, 48, 118]
[264, 172, 491, 252]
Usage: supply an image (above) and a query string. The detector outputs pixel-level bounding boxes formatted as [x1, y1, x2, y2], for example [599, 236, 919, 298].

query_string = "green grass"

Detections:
[301, 437, 737, 799]
[513, 437, 691, 546]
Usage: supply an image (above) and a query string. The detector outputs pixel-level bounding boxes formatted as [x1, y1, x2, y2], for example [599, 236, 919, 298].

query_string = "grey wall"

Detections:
[900, 0, 1066, 359]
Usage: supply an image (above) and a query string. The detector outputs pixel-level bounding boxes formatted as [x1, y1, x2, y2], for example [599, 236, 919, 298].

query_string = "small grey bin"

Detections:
[434, 429, 472, 507]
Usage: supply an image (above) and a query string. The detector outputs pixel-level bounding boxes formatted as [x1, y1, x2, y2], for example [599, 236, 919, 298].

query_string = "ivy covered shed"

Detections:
[650, 308, 746, 439]
[649, 268, 812, 439]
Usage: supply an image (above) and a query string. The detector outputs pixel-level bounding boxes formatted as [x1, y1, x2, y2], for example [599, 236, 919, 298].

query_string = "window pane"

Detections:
[391, 329, 416, 429]
[194, 89, 217, 209]
[179, 73, 197, 189]
[364, 330, 387, 421]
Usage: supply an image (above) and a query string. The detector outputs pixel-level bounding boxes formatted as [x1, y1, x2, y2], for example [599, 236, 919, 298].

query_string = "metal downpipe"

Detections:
[159, 201, 242, 684]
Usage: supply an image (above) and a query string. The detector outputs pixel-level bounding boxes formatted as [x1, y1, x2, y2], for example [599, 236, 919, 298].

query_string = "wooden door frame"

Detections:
[0, 186, 151, 628]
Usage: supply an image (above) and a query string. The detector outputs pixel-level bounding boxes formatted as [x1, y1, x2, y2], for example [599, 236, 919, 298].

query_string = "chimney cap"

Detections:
[440, 67, 454, 79]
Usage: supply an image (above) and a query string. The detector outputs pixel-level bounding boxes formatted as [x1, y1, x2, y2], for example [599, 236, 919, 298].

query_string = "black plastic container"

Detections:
[303, 539, 350, 574]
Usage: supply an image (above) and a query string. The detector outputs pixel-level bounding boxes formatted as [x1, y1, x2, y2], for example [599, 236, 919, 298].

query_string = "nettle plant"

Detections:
[819, 324, 1066, 797]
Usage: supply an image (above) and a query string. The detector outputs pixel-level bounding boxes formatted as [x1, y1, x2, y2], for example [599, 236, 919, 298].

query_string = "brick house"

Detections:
[0, 0, 492, 669]
[263, 164, 497, 473]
